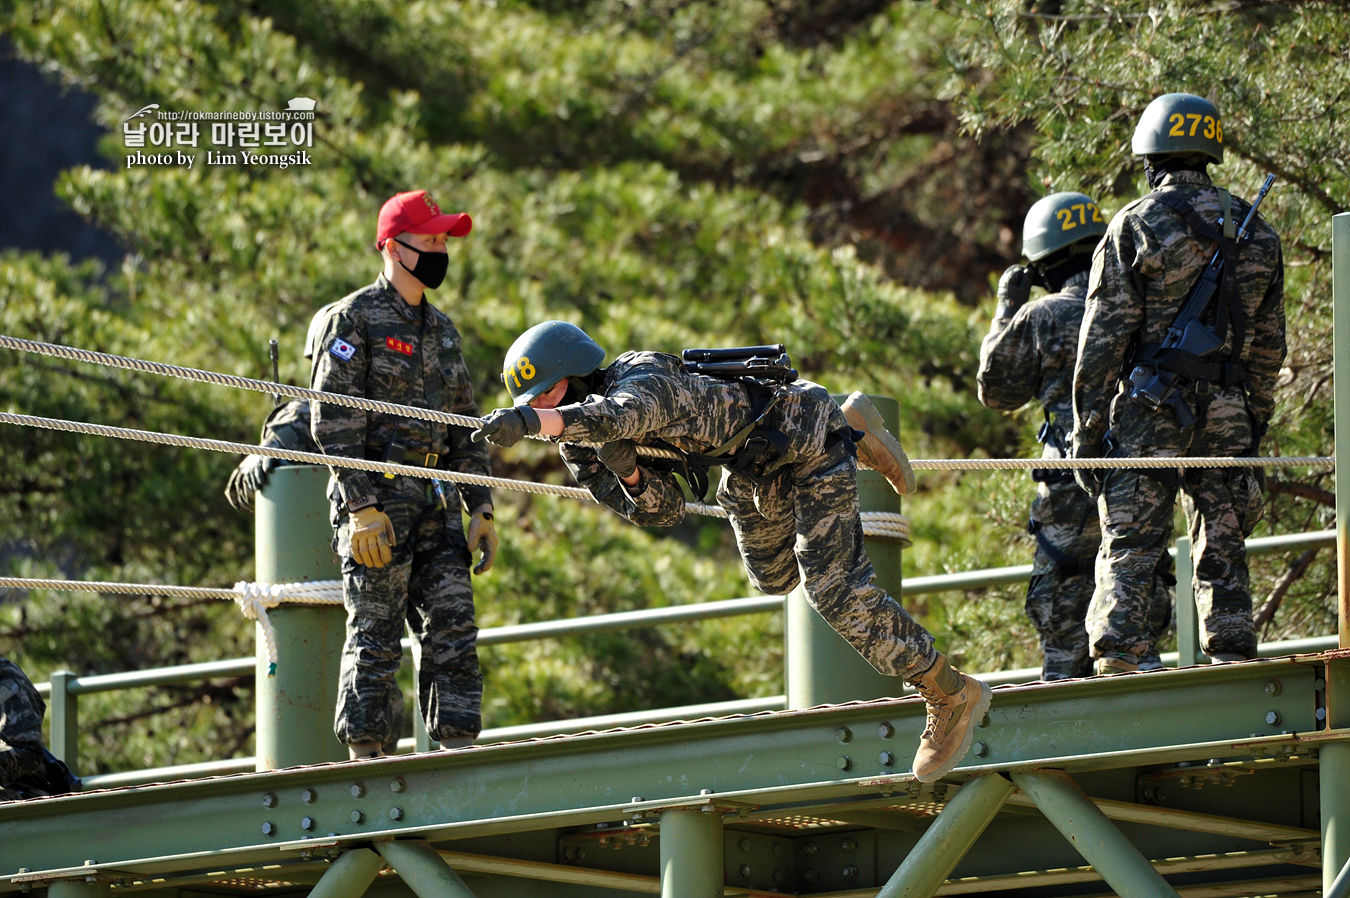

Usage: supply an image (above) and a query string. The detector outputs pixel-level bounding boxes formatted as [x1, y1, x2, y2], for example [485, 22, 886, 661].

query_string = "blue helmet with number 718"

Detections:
[1132, 92, 1224, 163]
[501, 321, 606, 405]
[1022, 192, 1108, 262]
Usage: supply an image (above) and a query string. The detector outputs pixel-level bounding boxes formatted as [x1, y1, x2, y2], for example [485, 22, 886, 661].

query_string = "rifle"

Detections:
[1126, 174, 1276, 428]
[682, 344, 799, 384]
[269, 339, 282, 407]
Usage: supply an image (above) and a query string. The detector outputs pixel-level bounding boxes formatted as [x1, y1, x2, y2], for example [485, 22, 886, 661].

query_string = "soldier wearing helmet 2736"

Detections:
[1071, 93, 1286, 675]
[978, 192, 1172, 680]
[472, 321, 991, 784]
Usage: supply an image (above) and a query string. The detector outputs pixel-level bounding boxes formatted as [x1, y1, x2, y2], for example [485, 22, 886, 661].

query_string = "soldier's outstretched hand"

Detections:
[471, 407, 541, 448]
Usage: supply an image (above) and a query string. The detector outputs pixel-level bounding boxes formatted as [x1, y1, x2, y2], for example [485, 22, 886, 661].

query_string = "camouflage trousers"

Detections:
[330, 477, 481, 746]
[1, 656, 47, 801]
[1088, 389, 1262, 661]
[718, 440, 937, 680]
[1025, 478, 1174, 678]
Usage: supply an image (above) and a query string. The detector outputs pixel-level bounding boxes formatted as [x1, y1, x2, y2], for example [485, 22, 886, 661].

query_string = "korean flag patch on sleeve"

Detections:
[329, 338, 357, 362]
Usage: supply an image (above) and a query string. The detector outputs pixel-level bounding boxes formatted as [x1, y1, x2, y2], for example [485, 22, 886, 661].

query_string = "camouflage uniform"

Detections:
[0, 656, 46, 802]
[557, 352, 937, 678]
[224, 400, 317, 510]
[1072, 169, 1285, 662]
[310, 275, 492, 745]
[979, 271, 1173, 678]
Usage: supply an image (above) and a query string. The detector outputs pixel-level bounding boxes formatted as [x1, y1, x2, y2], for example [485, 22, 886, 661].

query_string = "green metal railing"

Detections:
[36, 527, 1336, 791]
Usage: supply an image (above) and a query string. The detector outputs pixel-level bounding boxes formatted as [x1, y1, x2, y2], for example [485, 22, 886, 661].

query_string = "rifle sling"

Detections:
[1149, 188, 1245, 366]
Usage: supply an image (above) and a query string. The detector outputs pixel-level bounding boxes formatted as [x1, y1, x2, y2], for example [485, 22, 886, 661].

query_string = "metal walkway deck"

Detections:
[2, 651, 1341, 898]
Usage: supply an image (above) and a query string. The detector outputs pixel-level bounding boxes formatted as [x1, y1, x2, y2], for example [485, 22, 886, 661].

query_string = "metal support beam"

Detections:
[46, 881, 109, 898]
[308, 848, 385, 898]
[1012, 769, 1181, 898]
[1174, 537, 1202, 666]
[1329, 854, 1350, 898]
[1324, 659, 1350, 895]
[376, 840, 478, 898]
[1335, 211, 1350, 648]
[254, 465, 346, 770]
[659, 808, 724, 898]
[47, 670, 79, 775]
[787, 394, 907, 708]
[877, 774, 1015, 898]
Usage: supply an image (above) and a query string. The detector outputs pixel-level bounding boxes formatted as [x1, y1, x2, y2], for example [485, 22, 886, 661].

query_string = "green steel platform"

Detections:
[1, 651, 1344, 898]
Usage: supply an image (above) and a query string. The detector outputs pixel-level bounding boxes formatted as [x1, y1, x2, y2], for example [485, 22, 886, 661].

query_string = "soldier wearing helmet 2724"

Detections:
[1071, 93, 1286, 675]
[471, 321, 991, 784]
[978, 192, 1172, 680]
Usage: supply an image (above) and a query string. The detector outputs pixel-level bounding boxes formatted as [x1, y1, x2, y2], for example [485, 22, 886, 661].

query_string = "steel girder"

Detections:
[0, 656, 1334, 892]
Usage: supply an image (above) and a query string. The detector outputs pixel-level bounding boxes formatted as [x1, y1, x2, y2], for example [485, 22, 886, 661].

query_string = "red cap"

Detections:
[376, 190, 472, 248]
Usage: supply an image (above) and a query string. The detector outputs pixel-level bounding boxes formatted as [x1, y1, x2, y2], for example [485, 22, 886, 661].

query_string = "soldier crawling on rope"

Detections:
[472, 321, 990, 784]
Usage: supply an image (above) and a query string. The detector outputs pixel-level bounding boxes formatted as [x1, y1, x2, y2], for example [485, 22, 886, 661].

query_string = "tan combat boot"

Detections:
[440, 736, 475, 750]
[348, 741, 385, 761]
[1094, 654, 1139, 676]
[909, 654, 993, 783]
[840, 392, 917, 495]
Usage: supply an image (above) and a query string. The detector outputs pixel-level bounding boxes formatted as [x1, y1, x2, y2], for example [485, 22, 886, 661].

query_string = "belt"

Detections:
[364, 448, 441, 478]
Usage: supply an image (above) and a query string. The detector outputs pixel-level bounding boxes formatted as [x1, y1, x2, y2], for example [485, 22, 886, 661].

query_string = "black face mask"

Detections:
[394, 240, 449, 289]
[1144, 159, 1161, 191]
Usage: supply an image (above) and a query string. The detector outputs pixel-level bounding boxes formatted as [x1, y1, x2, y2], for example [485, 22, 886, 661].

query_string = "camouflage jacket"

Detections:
[0, 656, 46, 788]
[1073, 169, 1285, 455]
[261, 399, 316, 454]
[557, 351, 846, 527]
[309, 275, 492, 513]
[978, 269, 1090, 446]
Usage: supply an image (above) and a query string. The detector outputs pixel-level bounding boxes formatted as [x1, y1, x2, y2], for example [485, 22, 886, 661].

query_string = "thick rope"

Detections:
[231, 581, 343, 674]
[0, 412, 913, 544]
[0, 334, 684, 461]
[0, 576, 345, 674]
[5, 336, 1330, 473]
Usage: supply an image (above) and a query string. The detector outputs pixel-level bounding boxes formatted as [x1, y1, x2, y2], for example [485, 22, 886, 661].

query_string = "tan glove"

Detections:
[349, 506, 396, 569]
[467, 509, 498, 575]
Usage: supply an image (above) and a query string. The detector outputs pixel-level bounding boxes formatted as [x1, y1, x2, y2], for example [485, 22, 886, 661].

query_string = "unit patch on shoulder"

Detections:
[329, 338, 357, 362]
[386, 336, 415, 356]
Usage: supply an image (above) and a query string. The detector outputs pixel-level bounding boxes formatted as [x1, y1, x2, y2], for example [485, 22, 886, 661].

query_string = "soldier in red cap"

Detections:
[309, 190, 497, 758]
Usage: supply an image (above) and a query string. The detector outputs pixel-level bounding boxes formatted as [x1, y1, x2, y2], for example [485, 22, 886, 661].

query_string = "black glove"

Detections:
[471, 406, 541, 448]
[1073, 466, 1105, 499]
[1072, 442, 1106, 498]
[596, 439, 638, 479]
[995, 265, 1034, 321]
[224, 454, 277, 511]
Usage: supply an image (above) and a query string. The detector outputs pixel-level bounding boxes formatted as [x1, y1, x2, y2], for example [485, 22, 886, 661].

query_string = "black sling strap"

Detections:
[1149, 188, 1246, 367]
